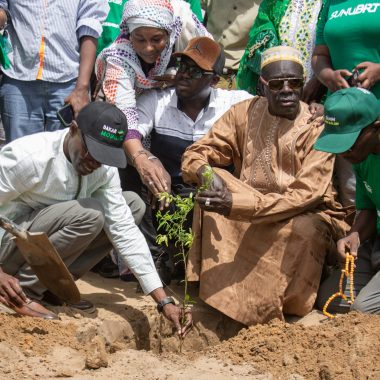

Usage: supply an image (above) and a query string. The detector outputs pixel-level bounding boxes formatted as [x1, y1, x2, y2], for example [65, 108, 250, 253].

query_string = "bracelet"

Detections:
[131, 149, 148, 164]
[148, 155, 158, 161]
[157, 296, 175, 313]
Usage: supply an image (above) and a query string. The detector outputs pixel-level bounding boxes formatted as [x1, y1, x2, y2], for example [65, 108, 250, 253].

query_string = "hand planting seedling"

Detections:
[156, 165, 213, 352]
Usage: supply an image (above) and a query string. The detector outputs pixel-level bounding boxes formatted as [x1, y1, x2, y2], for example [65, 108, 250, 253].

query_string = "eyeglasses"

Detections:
[260, 76, 304, 91]
[176, 62, 214, 79]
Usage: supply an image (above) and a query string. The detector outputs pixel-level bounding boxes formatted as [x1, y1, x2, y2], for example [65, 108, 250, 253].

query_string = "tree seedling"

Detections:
[156, 166, 213, 352]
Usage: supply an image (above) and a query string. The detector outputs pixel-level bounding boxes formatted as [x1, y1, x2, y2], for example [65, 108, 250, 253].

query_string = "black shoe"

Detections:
[120, 272, 138, 282]
[42, 291, 95, 313]
[95, 256, 120, 278]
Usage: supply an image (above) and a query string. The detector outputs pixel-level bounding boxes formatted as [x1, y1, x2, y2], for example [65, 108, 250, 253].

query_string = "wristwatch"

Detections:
[157, 296, 175, 313]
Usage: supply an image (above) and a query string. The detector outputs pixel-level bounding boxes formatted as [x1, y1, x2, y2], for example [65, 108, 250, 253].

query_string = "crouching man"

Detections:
[315, 87, 380, 315]
[0, 101, 192, 336]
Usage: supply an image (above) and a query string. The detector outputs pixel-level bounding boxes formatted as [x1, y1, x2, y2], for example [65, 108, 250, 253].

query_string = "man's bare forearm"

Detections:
[76, 36, 97, 90]
[350, 209, 377, 242]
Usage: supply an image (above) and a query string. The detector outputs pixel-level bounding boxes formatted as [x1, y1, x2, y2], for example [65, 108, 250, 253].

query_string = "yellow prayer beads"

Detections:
[323, 254, 355, 319]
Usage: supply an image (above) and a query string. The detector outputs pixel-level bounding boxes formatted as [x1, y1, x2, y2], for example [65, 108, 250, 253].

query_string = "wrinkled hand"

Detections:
[308, 102, 324, 124]
[356, 62, 380, 90]
[65, 87, 90, 119]
[135, 155, 171, 210]
[196, 171, 232, 216]
[162, 303, 193, 338]
[337, 232, 360, 263]
[325, 69, 352, 92]
[0, 270, 28, 307]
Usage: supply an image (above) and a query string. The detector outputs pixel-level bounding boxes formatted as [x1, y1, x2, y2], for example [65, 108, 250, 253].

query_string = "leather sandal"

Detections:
[11, 299, 60, 320]
[42, 290, 95, 313]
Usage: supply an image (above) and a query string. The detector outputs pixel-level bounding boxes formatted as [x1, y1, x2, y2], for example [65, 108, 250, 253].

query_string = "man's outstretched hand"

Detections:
[162, 303, 193, 338]
[337, 232, 360, 263]
[0, 269, 28, 307]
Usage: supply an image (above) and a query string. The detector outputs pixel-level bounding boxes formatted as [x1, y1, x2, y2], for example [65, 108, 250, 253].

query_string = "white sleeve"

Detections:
[171, 0, 213, 52]
[92, 168, 162, 294]
[232, 90, 255, 104]
[0, 146, 39, 205]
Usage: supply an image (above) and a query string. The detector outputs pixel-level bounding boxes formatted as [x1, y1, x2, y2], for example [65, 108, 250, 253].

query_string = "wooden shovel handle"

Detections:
[0, 215, 27, 240]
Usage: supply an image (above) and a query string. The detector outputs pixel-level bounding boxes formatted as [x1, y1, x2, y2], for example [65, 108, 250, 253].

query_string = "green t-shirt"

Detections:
[186, 0, 203, 22]
[354, 154, 380, 233]
[315, 1, 380, 100]
[97, 0, 128, 56]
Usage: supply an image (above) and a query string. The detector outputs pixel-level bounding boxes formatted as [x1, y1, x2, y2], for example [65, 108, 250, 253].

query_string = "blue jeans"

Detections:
[0, 75, 76, 142]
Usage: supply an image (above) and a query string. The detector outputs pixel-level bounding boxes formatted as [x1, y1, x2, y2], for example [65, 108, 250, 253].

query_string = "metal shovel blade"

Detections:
[0, 216, 80, 304]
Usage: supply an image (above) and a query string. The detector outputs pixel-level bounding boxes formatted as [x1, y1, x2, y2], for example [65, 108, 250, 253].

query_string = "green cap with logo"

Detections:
[77, 101, 128, 168]
[314, 87, 380, 154]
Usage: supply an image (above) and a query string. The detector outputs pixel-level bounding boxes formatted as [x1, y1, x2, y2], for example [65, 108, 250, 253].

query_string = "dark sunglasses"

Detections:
[260, 76, 304, 91]
[176, 61, 214, 79]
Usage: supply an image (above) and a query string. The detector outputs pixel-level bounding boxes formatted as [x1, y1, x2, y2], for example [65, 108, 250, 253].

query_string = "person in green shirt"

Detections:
[314, 87, 380, 315]
[312, 0, 380, 99]
[186, 0, 203, 22]
[312, 1, 380, 210]
[97, 0, 128, 56]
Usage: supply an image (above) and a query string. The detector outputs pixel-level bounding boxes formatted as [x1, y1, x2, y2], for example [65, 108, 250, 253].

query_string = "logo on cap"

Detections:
[100, 125, 126, 141]
[188, 41, 203, 55]
[324, 115, 339, 127]
[356, 88, 371, 95]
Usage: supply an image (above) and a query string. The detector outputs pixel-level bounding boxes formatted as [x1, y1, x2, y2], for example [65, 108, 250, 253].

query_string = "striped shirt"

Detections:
[0, 0, 108, 82]
[0, 129, 162, 294]
[135, 87, 253, 184]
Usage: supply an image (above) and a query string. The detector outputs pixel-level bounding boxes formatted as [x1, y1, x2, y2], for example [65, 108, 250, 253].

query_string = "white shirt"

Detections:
[136, 87, 253, 140]
[0, 129, 161, 294]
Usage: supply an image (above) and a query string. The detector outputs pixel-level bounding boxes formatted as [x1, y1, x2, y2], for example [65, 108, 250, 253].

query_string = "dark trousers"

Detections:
[121, 166, 194, 273]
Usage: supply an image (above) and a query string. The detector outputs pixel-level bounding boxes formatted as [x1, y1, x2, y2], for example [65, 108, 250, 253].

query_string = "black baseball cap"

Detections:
[77, 102, 128, 168]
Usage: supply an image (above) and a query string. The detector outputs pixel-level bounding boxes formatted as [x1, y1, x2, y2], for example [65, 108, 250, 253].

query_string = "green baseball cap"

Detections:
[314, 88, 380, 154]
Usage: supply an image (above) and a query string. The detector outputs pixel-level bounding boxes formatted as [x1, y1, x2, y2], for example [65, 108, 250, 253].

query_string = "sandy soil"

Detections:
[0, 272, 379, 380]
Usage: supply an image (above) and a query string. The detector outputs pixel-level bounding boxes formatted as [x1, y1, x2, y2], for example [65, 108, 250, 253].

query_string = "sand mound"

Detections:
[1, 273, 379, 379]
[210, 312, 380, 379]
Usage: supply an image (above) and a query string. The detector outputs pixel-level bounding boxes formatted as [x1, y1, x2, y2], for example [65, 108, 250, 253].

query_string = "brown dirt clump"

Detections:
[0, 314, 80, 356]
[1, 275, 379, 379]
[209, 312, 380, 380]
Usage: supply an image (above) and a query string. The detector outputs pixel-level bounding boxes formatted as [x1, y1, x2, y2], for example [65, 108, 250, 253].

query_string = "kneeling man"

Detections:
[181, 46, 349, 325]
[0, 102, 191, 335]
[315, 87, 380, 315]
